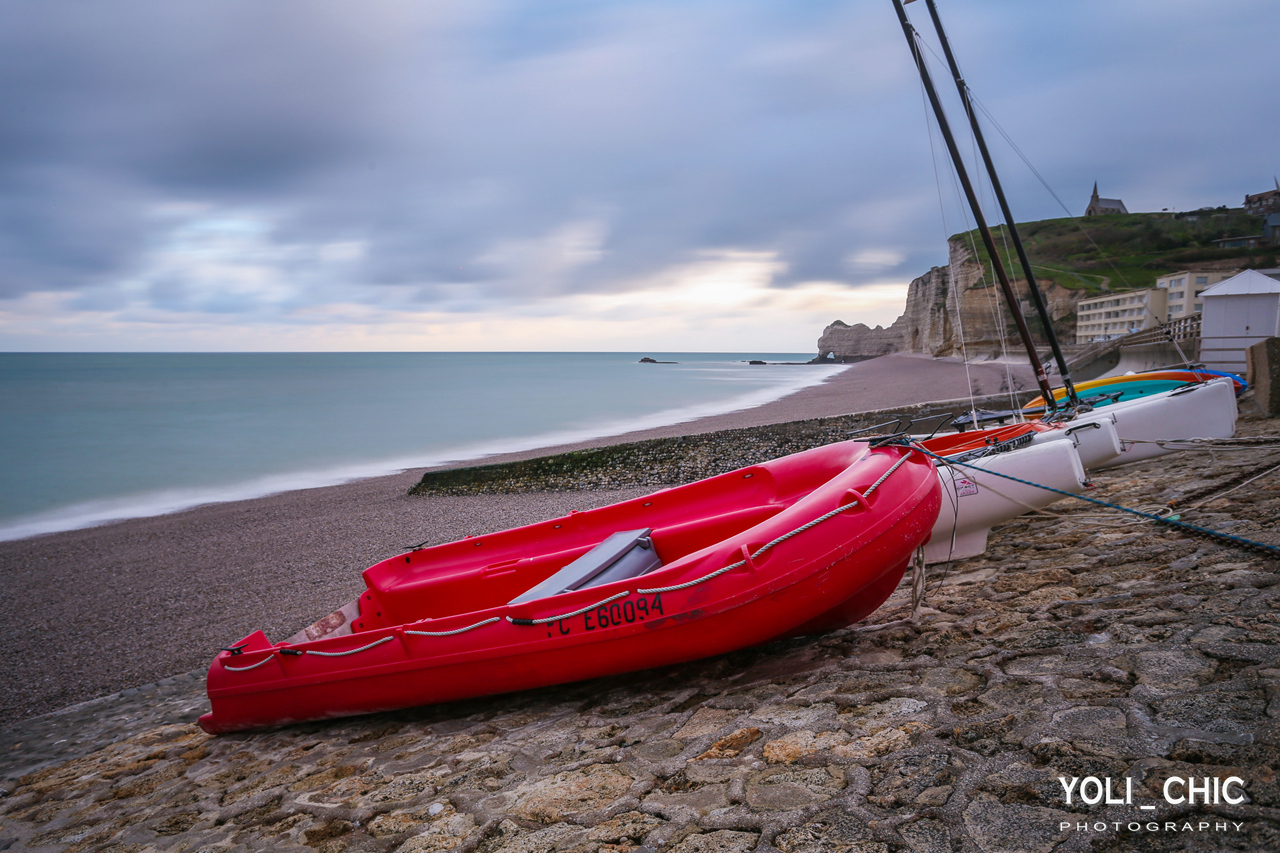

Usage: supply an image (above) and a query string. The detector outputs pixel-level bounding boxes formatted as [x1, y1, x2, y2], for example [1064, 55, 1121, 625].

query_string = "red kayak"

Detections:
[200, 440, 940, 733]
[919, 421, 1052, 457]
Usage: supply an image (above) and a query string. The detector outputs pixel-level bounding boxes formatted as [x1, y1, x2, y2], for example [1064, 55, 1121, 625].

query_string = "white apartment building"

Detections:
[1155, 269, 1239, 319]
[1075, 288, 1167, 344]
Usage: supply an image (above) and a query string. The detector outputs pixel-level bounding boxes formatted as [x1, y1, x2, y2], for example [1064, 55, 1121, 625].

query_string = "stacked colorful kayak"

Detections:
[911, 373, 1241, 562]
[1060, 377, 1240, 469]
[200, 440, 940, 734]
[1024, 369, 1245, 410]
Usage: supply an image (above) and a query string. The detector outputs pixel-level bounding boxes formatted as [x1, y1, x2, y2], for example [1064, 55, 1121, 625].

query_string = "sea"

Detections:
[0, 352, 841, 542]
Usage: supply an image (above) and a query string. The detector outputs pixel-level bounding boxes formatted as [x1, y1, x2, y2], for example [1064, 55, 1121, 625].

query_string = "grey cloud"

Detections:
[146, 276, 191, 313]
[0, 0, 1276, 321]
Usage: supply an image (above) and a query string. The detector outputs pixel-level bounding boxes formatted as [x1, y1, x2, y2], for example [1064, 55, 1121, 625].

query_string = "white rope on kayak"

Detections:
[636, 564, 736, 595]
[223, 623, 492, 673]
[223, 635, 395, 672]
[406, 616, 502, 636]
[638, 450, 917, 595]
[223, 653, 277, 672]
[306, 636, 394, 657]
[506, 591, 630, 626]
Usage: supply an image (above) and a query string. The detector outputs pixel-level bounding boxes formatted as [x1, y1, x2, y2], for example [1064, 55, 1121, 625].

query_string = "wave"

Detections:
[0, 364, 845, 543]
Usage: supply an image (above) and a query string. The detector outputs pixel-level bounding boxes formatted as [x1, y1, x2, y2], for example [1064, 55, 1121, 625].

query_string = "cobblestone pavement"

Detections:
[2, 411, 1278, 853]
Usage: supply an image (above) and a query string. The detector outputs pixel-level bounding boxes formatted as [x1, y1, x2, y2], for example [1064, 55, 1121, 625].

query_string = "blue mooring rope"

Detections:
[907, 444, 1280, 560]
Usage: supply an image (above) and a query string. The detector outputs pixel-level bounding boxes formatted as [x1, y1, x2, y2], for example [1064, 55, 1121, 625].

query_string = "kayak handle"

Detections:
[841, 488, 871, 512]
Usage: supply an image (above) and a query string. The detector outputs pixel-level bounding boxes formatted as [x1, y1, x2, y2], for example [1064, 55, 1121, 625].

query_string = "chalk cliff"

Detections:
[818, 240, 1080, 360]
[815, 318, 908, 362]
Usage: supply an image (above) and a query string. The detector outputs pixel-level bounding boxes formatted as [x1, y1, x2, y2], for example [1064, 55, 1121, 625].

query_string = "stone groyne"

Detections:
[409, 394, 1033, 497]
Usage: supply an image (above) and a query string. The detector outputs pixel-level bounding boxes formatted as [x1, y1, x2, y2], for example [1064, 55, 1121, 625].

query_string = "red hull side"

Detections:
[200, 442, 940, 733]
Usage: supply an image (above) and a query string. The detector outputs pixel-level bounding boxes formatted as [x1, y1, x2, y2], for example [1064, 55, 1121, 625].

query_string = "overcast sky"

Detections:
[1, 0, 1276, 352]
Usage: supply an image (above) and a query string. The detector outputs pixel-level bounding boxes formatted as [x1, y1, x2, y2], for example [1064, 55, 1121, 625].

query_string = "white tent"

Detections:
[1200, 269, 1280, 374]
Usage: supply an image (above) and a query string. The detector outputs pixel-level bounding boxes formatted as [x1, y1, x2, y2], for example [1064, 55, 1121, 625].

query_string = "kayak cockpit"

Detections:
[356, 501, 785, 630]
[507, 528, 662, 605]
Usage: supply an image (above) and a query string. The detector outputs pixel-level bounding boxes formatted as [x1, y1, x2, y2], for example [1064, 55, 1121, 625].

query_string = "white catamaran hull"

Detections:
[1069, 378, 1238, 470]
[1029, 418, 1123, 470]
[920, 377, 1236, 564]
[925, 438, 1087, 564]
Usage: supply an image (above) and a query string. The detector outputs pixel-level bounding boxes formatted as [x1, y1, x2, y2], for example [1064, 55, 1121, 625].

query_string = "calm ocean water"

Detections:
[0, 352, 840, 541]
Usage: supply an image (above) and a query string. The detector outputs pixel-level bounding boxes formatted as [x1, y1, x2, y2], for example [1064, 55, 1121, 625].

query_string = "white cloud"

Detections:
[0, 248, 909, 352]
[845, 249, 906, 272]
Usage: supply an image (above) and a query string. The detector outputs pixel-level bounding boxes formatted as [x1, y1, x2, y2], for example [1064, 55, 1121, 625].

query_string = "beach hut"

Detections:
[1200, 269, 1280, 374]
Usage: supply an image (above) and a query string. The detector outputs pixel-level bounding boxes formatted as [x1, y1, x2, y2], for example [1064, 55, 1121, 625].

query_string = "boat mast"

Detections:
[889, 0, 1059, 412]
[918, 0, 1082, 410]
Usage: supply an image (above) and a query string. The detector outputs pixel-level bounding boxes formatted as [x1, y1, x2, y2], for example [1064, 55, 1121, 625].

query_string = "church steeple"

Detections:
[1085, 182, 1127, 217]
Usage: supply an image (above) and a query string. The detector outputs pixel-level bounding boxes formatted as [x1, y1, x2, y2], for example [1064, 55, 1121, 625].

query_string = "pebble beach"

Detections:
[4, 355, 1279, 853]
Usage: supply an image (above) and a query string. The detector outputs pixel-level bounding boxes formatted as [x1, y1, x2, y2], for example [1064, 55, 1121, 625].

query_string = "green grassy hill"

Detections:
[957, 209, 1275, 294]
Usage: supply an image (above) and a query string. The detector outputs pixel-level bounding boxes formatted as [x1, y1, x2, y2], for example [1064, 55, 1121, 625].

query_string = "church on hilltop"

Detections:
[1085, 182, 1129, 216]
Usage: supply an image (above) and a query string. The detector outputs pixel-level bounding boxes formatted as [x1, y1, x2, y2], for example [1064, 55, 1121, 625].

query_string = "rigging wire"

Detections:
[979, 248, 1021, 415]
[966, 93, 1133, 292]
[917, 51, 980, 423]
[893, 3, 1058, 412]
[962, 98, 1023, 414]
[990, 219, 1021, 413]
[912, 24, 1134, 295]
[913, 27, 1036, 417]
